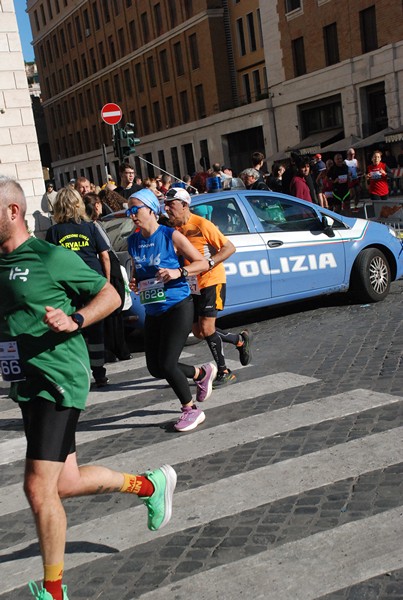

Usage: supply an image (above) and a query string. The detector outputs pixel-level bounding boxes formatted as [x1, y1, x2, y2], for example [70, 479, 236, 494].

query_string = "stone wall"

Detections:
[0, 0, 47, 235]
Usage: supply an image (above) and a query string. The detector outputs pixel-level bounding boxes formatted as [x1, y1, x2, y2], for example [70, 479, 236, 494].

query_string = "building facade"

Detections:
[260, 0, 403, 160]
[27, 0, 270, 186]
[27, 0, 403, 184]
[0, 0, 45, 233]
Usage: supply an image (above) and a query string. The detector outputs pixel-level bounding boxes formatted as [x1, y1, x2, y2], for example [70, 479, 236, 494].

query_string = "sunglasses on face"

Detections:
[126, 204, 146, 217]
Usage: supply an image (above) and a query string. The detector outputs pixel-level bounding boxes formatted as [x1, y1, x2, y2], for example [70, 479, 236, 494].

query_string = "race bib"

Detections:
[338, 174, 348, 183]
[138, 278, 166, 305]
[0, 341, 26, 382]
[371, 170, 381, 180]
[187, 275, 201, 295]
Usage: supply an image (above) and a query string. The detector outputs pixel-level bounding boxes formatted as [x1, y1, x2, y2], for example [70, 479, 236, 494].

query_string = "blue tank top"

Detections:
[127, 224, 190, 315]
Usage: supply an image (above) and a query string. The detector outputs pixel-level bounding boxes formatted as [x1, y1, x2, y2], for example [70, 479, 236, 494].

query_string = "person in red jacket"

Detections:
[290, 156, 312, 202]
[366, 150, 390, 200]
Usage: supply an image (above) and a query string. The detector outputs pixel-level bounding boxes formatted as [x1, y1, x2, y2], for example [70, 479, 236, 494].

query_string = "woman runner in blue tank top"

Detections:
[127, 189, 213, 432]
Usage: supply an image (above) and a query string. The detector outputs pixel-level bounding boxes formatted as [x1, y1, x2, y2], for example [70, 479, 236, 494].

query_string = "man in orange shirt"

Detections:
[165, 188, 252, 390]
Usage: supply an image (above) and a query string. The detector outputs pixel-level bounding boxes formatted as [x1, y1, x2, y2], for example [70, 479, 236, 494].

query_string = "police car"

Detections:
[103, 190, 403, 330]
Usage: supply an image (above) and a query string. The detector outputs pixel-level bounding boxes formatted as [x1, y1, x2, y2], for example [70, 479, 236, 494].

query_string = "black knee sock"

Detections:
[216, 327, 242, 346]
[205, 332, 227, 372]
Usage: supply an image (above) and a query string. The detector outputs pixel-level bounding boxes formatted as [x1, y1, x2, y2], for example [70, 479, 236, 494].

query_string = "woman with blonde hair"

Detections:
[52, 186, 87, 223]
[46, 187, 111, 387]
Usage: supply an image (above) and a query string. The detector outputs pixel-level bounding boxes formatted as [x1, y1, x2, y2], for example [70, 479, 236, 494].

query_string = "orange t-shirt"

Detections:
[178, 213, 228, 289]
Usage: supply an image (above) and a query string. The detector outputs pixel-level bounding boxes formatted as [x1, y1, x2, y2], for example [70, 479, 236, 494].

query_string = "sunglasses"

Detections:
[126, 204, 147, 217]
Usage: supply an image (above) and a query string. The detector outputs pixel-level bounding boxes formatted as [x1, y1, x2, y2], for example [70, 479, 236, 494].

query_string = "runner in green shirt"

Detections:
[0, 177, 176, 600]
[1, 235, 105, 409]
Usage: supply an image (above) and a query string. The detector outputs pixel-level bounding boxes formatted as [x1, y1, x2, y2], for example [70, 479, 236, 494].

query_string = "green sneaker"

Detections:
[28, 582, 53, 600]
[142, 464, 177, 531]
[28, 581, 69, 599]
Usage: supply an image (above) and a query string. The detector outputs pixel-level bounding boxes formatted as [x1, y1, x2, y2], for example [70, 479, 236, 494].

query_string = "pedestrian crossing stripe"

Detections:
[0, 356, 244, 416]
[0, 372, 318, 467]
[0, 425, 402, 591]
[0, 360, 402, 597]
[137, 506, 403, 600]
[0, 387, 399, 517]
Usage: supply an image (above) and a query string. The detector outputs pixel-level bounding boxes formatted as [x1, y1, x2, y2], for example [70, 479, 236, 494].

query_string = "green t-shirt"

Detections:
[0, 237, 106, 409]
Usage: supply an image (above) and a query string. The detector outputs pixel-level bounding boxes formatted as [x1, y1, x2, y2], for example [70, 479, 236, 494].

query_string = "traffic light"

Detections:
[119, 123, 141, 159]
[112, 132, 121, 161]
[112, 124, 141, 161]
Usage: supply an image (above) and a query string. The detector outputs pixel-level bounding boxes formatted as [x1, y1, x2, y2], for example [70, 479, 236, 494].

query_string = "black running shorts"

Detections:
[192, 283, 226, 320]
[19, 397, 81, 462]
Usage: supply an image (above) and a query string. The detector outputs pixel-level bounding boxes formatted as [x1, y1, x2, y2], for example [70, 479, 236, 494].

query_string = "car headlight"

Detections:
[388, 226, 397, 237]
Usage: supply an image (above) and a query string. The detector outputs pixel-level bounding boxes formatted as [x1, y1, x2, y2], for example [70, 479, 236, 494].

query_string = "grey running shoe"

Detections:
[195, 362, 218, 402]
[213, 369, 237, 388]
[238, 329, 252, 366]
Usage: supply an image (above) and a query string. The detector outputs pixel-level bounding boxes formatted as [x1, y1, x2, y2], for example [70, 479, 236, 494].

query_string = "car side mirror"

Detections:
[322, 215, 335, 237]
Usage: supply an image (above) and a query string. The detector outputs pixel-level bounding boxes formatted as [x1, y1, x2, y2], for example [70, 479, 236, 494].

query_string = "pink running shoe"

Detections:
[174, 405, 206, 432]
[195, 362, 218, 402]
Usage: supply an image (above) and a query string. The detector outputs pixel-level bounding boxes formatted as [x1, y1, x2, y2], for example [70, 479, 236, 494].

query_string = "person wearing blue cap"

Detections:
[126, 189, 214, 432]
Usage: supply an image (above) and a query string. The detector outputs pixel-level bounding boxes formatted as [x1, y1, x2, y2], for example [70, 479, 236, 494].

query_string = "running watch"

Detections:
[71, 313, 84, 329]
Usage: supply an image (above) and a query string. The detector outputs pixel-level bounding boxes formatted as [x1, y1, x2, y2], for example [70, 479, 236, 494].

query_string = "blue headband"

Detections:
[129, 188, 160, 214]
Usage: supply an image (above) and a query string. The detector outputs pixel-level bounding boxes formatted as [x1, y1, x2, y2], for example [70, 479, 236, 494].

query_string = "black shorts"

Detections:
[332, 189, 350, 203]
[19, 397, 80, 462]
[192, 283, 226, 320]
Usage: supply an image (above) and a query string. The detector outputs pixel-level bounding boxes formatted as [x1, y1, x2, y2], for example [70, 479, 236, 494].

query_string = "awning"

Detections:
[320, 134, 362, 153]
[266, 150, 290, 164]
[385, 126, 403, 144]
[354, 127, 394, 149]
[287, 129, 343, 155]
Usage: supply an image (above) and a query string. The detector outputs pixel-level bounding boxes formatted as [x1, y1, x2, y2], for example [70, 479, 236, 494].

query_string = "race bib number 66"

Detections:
[0, 341, 26, 382]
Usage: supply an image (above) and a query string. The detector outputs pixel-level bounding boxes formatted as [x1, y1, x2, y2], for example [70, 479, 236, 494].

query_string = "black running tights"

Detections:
[145, 296, 196, 405]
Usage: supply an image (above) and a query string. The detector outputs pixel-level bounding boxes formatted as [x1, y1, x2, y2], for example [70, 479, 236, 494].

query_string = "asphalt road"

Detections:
[1, 280, 403, 599]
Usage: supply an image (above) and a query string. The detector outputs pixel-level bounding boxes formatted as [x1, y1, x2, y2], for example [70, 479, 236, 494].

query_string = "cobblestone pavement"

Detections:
[1, 280, 403, 599]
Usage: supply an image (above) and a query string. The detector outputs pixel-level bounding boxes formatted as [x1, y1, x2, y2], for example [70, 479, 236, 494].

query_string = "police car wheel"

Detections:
[351, 248, 391, 302]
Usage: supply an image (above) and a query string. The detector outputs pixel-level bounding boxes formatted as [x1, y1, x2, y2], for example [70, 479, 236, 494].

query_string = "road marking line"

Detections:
[0, 388, 400, 517]
[136, 506, 403, 600]
[0, 373, 317, 466]
[0, 426, 402, 590]
[0, 355, 243, 416]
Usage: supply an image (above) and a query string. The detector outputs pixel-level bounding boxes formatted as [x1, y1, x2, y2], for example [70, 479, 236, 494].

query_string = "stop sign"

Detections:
[101, 103, 122, 125]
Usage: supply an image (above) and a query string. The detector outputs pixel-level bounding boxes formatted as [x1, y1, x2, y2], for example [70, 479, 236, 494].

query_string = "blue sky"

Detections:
[15, 1, 35, 62]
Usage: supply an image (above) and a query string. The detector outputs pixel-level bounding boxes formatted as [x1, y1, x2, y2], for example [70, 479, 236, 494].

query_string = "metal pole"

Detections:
[138, 156, 199, 193]
[102, 143, 109, 182]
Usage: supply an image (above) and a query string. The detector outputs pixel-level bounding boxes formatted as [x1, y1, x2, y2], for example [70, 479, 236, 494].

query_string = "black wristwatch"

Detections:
[71, 313, 84, 329]
[180, 267, 189, 278]
[208, 258, 215, 270]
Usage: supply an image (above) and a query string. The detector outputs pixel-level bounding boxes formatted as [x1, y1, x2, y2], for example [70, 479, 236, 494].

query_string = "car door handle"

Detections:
[267, 240, 283, 248]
